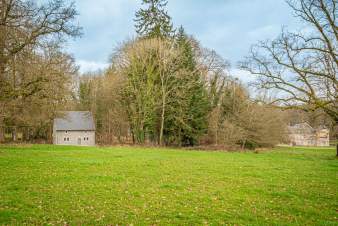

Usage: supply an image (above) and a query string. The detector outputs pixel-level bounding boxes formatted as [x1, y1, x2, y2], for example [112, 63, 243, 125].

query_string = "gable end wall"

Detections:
[53, 130, 95, 146]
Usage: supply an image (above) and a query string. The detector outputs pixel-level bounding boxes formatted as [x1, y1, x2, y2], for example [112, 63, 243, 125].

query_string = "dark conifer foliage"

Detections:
[134, 0, 175, 38]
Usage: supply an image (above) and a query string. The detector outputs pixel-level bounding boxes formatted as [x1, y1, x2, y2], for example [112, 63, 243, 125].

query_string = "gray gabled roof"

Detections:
[288, 122, 314, 134]
[54, 111, 95, 131]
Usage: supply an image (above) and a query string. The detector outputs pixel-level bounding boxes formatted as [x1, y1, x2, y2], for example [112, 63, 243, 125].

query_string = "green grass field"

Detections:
[0, 145, 337, 225]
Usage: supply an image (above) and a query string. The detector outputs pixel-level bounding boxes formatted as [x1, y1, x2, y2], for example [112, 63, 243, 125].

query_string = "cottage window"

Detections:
[66, 131, 68, 133]
[64, 137, 66, 141]
[67, 137, 69, 141]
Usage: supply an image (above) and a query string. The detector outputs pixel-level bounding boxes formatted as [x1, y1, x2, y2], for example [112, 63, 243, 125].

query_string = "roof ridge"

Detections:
[54, 111, 95, 131]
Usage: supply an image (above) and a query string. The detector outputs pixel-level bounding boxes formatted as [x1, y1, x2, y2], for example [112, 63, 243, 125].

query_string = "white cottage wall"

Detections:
[54, 131, 95, 146]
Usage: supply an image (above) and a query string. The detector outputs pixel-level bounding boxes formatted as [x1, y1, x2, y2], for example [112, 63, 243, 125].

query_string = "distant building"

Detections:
[53, 111, 95, 146]
[288, 123, 329, 146]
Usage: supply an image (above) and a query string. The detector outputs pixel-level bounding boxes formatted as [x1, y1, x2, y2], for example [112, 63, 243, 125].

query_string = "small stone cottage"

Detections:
[53, 111, 95, 146]
[288, 123, 329, 146]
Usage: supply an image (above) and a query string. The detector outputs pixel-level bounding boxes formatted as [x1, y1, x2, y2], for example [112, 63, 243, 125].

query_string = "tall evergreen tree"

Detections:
[164, 27, 210, 146]
[134, 0, 174, 38]
[78, 80, 92, 110]
[175, 26, 195, 70]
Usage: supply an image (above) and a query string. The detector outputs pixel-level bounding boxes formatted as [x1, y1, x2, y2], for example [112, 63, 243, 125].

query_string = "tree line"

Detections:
[0, 0, 80, 141]
[0, 0, 336, 150]
[76, 0, 286, 148]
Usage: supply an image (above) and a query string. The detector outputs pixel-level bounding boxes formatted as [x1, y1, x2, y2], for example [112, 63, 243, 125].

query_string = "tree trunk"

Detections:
[241, 139, 246, 150]
[0, 9, 8, 97]
[13, 126, 16, 142]
[159, 95, 165, 146]
[0, 126, 3, 143]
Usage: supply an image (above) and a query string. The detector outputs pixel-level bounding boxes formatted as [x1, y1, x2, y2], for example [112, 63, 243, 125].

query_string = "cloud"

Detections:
[248, 25, 279, 39]
[65, 0, 139, 69]
[66, 0, 302, 77]
[77, 60, 109, 73]
[230, 68, 255, 83]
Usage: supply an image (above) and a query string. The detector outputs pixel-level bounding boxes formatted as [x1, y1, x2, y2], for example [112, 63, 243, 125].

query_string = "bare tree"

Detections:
[0, 0, 80, 142]
[76, 70, 130, 144]
[157, 44, 179, 145]
[0, 0, 81, 99]
[113, 39, 162, 144]
[1, 45, 77, 142]
[239, 0, 337, 153]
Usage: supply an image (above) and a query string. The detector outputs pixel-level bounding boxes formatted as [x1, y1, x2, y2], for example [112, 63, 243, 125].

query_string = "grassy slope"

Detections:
[0, 145, 337, 225]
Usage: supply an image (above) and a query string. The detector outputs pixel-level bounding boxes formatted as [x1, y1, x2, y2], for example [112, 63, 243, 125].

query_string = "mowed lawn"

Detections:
[0, 145, 337, 225]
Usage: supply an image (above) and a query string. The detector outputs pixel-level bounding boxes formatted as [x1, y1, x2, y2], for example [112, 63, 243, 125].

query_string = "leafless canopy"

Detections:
[0, 0, 81, 93]
[239, 0, 337, 122]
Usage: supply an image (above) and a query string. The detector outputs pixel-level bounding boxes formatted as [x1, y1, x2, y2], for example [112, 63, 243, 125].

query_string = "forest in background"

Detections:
[0, 0, 336, 149]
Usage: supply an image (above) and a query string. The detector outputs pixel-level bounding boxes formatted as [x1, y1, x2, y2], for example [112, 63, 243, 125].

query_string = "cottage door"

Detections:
[77, 137, 81, 145]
